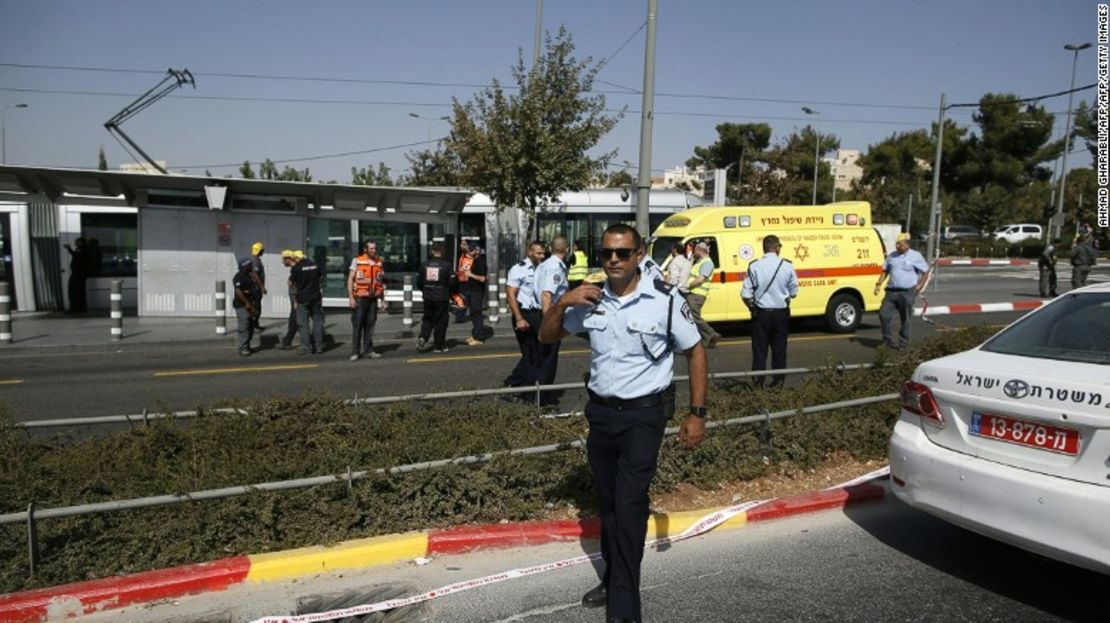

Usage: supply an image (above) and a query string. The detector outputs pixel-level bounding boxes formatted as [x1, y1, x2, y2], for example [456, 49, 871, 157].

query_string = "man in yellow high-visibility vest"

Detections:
[687, 242, 721, 348]
[567, 240, 589, 289]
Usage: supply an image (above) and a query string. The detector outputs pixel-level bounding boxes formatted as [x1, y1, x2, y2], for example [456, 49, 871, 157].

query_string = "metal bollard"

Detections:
[215, 280, 227, 336]
[110, 280, 123, 341]
[402, 275, 414, 327]
[498, 269, 508, 316]
[0, 281, 11, 345]
[487, 272, 499, 323]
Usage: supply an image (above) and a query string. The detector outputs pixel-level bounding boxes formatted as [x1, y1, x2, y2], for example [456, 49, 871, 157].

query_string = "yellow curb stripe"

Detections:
[646, 508, 748, 539]
[153, 364, 318, 378]
[0, 379, 24, 385]
[246, 531, 429, 583]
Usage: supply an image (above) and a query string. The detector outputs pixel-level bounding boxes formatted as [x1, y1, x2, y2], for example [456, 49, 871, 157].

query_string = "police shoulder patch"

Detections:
[681, 301, 694, 323]
[653, 279, 674, 295]
[553, 273, 563, 284]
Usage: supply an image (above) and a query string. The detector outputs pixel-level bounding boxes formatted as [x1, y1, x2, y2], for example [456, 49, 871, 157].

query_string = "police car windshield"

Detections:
[980, 293, 1110, 365]
[651, 237, 680, 265]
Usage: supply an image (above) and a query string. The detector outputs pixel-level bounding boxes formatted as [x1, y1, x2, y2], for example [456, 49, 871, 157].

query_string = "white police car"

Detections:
[889, 282, 1110, 575]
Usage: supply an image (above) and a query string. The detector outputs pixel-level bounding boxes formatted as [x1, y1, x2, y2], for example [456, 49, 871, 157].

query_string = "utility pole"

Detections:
[905, 194, 914, 233]
[926, 93, 946, 262]
[635, 0, 658, 237]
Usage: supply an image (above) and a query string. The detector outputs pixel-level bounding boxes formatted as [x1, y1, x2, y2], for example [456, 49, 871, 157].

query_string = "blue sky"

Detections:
[0, 0, 1100, 182]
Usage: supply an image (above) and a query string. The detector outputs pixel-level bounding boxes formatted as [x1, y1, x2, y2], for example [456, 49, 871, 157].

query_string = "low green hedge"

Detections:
[0, 326, 996, 593]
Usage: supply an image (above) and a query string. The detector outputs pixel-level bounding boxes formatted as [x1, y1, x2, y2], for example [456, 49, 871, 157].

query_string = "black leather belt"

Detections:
[885, 287, 911, 292]
[587, 390, 663, 410]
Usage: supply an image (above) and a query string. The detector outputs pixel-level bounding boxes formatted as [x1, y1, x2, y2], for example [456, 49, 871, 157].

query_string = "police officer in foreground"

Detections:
[741, 235, 799, 388]
[503, 240, 545, 387]
[540, 224, 708, 623]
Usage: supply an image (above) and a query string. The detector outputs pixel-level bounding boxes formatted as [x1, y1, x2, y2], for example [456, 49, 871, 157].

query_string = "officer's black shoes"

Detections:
[581, 583, 607, 608]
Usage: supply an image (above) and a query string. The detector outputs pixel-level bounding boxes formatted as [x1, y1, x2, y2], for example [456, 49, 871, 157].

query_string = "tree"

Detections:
[351, 162, 394, 186]
[402, 146, 463, 186]
[239, 161, 256, 179]
[685, 122, 772, 201]
[447, 26, 622, 236]
[258, 159, 279, 180]
[1071, 100, 1097, 164]
[97, 147, 108, 171]
[277, 166, 312, 182]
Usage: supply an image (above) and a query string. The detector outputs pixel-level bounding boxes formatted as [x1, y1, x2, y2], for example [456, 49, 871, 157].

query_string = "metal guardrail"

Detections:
[1, 393, 898, 528]
[13, 363, 876, 429]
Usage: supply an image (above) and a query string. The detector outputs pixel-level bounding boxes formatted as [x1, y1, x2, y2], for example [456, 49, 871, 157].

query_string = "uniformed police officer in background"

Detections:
[874, 233, 929, 349]
[741, 235, 799, 389]
[278, 250, 299, 350]
[540, 224, 708, 623]
[533, 235, 570, 404]
[415, 241, 455, 353]
[504, 240, 545, 387]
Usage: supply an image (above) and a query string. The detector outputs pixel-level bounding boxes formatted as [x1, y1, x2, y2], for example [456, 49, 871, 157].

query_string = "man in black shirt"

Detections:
[416, 242, 456, 353]
[289, 253, 325, 354]
[464, 243, 488, 345]
[232, 257, 260, 356]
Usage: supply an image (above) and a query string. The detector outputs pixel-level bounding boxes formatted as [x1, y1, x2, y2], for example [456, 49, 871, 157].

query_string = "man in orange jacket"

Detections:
[347, 239, 386, 361]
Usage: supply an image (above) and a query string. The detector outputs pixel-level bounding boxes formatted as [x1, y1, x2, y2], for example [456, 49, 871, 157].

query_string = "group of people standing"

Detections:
[1039, 230, 1100, 297]
[233, 242, 328, 357]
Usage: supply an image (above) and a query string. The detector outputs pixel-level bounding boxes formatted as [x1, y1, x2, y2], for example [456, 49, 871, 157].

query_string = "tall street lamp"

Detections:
[2, 103, 29, 164]
[1053, 42, 1092, 239]
[801, 106, 820, 205]
[408, 112, 449, 143]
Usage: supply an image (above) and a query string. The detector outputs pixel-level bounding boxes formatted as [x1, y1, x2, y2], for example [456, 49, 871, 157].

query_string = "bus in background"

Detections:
[649, 201, 885, 332]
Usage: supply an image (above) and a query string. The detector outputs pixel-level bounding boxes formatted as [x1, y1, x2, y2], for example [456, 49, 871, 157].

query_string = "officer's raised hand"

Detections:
[557, 283, 602, 309]
[678, 409, 706, 449]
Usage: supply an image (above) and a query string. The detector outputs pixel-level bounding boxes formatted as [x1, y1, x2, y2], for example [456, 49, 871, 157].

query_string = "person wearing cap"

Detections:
[278, 250, 299, 350]
[232, 257, 261, 356]
[290, 250, 325, 354]
[249, 241, 267, 331]
[462, 243, 488, 345]
[874, 233, 929, 349]
[347, 239, 386, 360]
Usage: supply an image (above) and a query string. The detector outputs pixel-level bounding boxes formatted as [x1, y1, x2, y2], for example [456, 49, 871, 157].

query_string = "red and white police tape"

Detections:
[248, 469, 890, 623]
[914, 300, 1046, 318]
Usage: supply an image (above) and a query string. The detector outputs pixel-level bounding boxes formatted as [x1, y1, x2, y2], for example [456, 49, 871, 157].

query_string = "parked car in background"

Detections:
[943, 225, 982, 240]
[889, 283, 1110, 575]
[992, 223, 1043, 243]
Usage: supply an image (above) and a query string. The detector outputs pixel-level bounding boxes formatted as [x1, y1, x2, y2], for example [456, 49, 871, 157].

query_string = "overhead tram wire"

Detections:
[0, 86, 936, 126]
[176, 138, 442, 170]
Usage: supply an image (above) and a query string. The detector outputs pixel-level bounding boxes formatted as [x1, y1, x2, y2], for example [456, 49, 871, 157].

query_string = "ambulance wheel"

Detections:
[825, 293, 862, 333]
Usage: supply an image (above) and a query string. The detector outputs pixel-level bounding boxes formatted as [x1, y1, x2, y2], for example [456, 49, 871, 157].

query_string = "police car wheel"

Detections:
[825, 293, 861, 333]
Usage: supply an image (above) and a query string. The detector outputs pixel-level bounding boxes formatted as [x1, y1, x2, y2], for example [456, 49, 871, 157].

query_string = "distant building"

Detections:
[657, 166, 705, 190]
[119, 161, 170, 175]
[825, 149, 862, 192]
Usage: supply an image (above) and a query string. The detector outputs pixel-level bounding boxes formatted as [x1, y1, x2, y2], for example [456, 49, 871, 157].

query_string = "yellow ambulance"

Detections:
[649, 201, 885, 332]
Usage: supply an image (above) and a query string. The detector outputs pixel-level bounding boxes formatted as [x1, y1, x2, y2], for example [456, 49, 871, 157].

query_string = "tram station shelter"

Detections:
[0, 165, 470, 317]
[0, 165, 701, 317]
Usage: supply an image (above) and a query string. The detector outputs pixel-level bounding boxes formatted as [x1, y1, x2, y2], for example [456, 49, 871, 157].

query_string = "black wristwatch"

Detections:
[688, 406, 708, 418]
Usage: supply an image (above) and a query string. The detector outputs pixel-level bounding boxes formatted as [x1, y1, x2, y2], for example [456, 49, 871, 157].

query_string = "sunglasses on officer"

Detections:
[597, 247, 638, 262]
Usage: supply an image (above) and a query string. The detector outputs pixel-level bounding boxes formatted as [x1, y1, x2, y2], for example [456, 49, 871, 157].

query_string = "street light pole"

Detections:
[1054, 42, 1092, 239]
[533, 0, 543, 68]
[408, 112, 449, 143]
[801, 107, 820, 205]
[635, 0, 658, 237]
[926, 93, 946, 262]
[2, 103, 29, 164]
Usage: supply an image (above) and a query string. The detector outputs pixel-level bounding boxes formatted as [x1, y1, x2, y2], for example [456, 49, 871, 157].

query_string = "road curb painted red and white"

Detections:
[914, 299, 1046, 317]
[935, 258, 1034, 266]
[0, 478, 887, 622]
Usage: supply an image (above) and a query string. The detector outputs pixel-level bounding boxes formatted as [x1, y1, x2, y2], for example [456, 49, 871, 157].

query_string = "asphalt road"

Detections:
[80, 494, 1107, 622]
[2, 263, 1105, 423]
